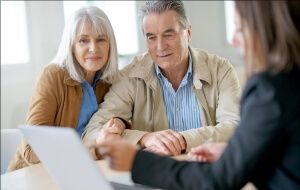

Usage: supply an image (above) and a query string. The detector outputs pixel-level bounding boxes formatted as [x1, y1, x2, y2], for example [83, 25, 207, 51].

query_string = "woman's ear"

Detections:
[187, 25, 192, 43]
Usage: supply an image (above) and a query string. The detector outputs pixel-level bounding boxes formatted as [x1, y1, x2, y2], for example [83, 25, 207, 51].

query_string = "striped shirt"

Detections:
[155, 53, 201, 132]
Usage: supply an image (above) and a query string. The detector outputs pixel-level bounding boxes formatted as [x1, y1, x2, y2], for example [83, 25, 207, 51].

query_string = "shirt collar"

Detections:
[82, 70, 102, 88]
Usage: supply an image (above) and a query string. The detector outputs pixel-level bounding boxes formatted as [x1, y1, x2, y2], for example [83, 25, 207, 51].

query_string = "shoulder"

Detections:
[244, 70, 300, 97]
[36, 63, 70, 87]
[191, 47, 233, 69]
[40, 63, 68, 79]
[242, 70, 300, 113]
[190, 47, 235, 81]
[242, 73, 277, 102]
[120, 52, 153, 75]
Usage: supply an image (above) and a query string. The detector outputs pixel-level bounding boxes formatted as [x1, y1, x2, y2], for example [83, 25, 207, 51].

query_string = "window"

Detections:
[224, 1, 235, 44]
[1, 1, 30, 65]
[63, 1, 138, 56]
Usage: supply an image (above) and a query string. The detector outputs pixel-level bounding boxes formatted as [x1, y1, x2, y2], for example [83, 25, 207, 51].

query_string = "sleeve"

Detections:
[132, 76, 283, 190]
[82, 73, 145, 143]
[17, 66, 60, 165]
[181, 59, 241, 150]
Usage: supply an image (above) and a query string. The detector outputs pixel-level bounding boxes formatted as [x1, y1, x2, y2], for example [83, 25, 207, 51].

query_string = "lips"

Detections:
[157, 53, 172, 58]
[86, 56, 101, 61]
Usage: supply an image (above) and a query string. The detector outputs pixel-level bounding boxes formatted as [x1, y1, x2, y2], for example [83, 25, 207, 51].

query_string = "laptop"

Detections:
[19, 125, 157, 190]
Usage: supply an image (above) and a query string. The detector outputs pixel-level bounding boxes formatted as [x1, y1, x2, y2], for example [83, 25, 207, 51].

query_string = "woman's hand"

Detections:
[97, 118, 125, 143]
[99, 138, 138, 171]
[188, 142, 227, 163]
[84, 139, 102, 160]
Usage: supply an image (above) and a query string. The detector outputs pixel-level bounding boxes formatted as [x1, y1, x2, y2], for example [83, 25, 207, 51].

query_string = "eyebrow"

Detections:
[164, 29, 176, 33]
[145, 28, 176, 37]
[77, 34, 107, 38]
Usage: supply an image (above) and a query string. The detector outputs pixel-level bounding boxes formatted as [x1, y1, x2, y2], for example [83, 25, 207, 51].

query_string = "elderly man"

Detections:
[83, 0, 241, 156]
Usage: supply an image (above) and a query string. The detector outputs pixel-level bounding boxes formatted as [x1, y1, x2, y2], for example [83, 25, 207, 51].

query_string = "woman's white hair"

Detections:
[51, 6, 118, 83]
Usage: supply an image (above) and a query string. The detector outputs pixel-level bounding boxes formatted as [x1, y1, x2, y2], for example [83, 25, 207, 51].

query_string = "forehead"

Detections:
[143, 10, 181, 34]
[76, 20, 107, 37]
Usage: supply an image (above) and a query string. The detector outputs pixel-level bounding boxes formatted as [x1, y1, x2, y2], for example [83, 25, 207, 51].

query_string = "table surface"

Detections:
[1, 160, 134, 190]
[1, 154, 256, 190]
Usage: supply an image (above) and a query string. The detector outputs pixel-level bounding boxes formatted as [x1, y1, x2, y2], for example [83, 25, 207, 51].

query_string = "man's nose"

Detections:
[156, 37, 166, 51]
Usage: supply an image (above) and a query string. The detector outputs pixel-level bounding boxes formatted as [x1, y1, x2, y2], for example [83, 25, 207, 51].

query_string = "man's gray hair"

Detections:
[140, 0, 190, 29]
[51, 6, 118, 83]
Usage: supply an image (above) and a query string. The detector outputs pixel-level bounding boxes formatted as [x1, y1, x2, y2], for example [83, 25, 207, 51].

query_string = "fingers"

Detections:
[189, 143, 226, 163]
[190, 144, 208, 154]
[104, 118, 125, 135]
[98, 139, 137, 171]
[98, 118, 126, 143]
[83, 140, 102, 160]
[158, 133, 181, 155]
[172, 132, 186, 151]
[141, 130, 186, 156]
[106, 118, 114, 128]
[166, 130, 186, 153]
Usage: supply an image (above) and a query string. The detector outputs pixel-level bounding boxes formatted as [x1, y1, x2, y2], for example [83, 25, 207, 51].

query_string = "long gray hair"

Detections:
[51, 6, 118, 83]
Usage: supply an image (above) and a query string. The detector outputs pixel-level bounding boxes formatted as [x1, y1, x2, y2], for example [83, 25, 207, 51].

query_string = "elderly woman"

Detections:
[8, 6, 124, 171]
[96, 1, 300, 190]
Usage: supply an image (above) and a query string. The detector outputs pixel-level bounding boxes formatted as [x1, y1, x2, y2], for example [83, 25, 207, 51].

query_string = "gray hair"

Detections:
[140, 0, 190, 31]
[51, 6, 118, 83]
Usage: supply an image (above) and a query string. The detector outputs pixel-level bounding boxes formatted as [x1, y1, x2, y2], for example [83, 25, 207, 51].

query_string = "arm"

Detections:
[82, 73, 148, 144]
[18, 65, 61, 165]
[181, 60, 241, 150]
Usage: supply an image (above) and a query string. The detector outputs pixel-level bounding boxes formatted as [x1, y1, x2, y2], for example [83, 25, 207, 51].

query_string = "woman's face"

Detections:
[231, 10, 246, 57]
[73, 22, 110, 79]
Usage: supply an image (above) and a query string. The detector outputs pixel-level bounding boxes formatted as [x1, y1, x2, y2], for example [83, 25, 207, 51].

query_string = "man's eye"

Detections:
[148, 36, 156, 40]
[164, 34, 174, 39]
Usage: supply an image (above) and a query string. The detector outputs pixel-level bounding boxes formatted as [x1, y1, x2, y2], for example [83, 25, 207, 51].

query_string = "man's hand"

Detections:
[97, 118, 125, 143]
[188, 142, 227, 162]
[139, 129, 186, 156]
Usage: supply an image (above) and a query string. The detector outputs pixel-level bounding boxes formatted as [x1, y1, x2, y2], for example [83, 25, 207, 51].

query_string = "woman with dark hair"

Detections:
[94, 1, 300, 189]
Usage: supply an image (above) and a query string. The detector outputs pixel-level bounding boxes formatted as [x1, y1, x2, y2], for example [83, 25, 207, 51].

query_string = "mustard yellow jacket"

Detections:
[83, 48, 241, 150]
[8, 64, 110, 171]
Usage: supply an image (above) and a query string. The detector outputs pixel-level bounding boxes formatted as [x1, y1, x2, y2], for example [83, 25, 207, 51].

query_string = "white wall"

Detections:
[1, 1, 244, 129]
[1, 1, 64, 129]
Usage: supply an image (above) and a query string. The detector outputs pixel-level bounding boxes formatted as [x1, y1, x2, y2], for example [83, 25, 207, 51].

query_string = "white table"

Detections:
[1, 155, 256, 190]
[1, 160, 132, 190]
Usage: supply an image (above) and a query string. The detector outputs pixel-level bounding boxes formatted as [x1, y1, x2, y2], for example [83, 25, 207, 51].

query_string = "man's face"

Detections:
[143, 10, 191, 70]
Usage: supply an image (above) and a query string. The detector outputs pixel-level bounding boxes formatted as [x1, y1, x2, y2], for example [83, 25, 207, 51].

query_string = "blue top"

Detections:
[155, 52, 201, 132]
[76, 72, 101, 136]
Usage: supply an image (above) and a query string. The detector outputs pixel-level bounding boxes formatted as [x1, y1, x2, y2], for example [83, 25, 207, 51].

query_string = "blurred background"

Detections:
[1, 1, 244, 130]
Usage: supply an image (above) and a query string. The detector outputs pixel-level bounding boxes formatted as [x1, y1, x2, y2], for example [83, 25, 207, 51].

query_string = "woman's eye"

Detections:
[98, 38, 107, 42]
[79, 39, 89, 43]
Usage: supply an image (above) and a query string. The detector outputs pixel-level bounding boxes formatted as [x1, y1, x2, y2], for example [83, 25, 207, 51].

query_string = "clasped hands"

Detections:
[85, 119, 227, 171]
[92, 117, 187, 157]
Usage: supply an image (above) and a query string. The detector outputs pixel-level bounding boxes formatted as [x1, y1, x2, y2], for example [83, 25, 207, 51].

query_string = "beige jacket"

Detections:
[8, 64, 110, 171]
[83, 48, 241, 150]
